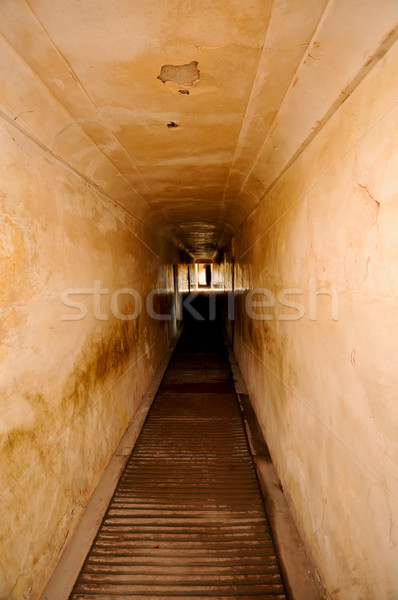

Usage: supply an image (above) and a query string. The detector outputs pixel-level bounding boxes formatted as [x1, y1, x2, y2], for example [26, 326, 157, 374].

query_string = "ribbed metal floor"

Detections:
[69, 311, 288, 600]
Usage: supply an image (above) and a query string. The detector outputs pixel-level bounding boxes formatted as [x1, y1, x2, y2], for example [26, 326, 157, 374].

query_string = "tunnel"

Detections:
[1, 1, 398, 599]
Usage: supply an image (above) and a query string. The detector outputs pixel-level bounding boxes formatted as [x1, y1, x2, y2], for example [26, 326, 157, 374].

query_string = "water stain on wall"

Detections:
[1, 393, 50, 491]
[61, 319, 140, 421]
[0, 216, 27, 304]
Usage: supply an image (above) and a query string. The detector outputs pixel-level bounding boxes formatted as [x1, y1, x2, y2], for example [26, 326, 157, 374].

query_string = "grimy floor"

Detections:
[69, 295, 288, 599]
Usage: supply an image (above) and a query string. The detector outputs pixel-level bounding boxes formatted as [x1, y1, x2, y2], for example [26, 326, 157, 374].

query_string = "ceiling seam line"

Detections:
[235, 0, 335, 201]
[0, 27, 151, 210]
[233, 22, 398, 239]
[0, 106, 177, 255]
[213, 0, 275, 254]
[20, 0, 176, 231]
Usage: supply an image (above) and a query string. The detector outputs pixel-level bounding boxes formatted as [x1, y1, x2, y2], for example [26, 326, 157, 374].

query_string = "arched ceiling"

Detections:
[1, 0, 397, 258]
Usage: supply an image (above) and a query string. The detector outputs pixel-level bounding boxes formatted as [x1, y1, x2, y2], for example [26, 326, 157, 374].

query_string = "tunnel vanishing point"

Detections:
[1, 1, 398, 599]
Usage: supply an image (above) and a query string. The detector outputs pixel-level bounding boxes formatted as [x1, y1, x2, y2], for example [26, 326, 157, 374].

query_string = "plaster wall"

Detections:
[0, 116, 180, 599]
[229, 38, 398, 599]
[1, 1, 398, 598]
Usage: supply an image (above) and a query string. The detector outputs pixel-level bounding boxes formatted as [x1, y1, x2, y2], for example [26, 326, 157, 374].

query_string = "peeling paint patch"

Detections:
[158, 61, 200, 87]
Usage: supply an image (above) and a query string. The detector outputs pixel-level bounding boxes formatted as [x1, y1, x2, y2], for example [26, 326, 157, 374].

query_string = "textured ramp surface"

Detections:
[70, 318, 288, 600]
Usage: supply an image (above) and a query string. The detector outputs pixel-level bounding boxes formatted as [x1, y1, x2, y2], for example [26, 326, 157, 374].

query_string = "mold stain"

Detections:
[1, 394, 50, 490]
[61, 319, 140, 422]
[0, 319, 146, 501]
[0, 216, 27, 303]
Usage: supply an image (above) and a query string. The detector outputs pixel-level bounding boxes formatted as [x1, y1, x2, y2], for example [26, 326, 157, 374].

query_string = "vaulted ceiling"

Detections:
[1, 0, 397, 257]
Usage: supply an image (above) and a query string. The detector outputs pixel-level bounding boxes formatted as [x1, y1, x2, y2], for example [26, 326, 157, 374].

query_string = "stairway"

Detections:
[69, 303, 288, 599]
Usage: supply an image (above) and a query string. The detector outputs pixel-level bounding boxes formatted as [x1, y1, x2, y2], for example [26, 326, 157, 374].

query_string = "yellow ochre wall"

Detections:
[1, 1, 398, 598]
[0, 117, 181, 599]
[230, 35, 398, 600]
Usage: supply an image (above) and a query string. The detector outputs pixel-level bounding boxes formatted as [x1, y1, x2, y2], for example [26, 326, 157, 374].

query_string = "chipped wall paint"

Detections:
[157, 61, 200, 87]
[229, 37, 398, 600]
[0, 117, 183, 599]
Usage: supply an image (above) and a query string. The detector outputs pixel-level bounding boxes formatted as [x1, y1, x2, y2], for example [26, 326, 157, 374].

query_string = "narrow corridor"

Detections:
[2, 3, 398, 598]
[69, 299, 288, 599]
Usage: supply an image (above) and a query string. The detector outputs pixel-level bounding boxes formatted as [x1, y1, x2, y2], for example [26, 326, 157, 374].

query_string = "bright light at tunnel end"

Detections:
[60, 280, 339, 322]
